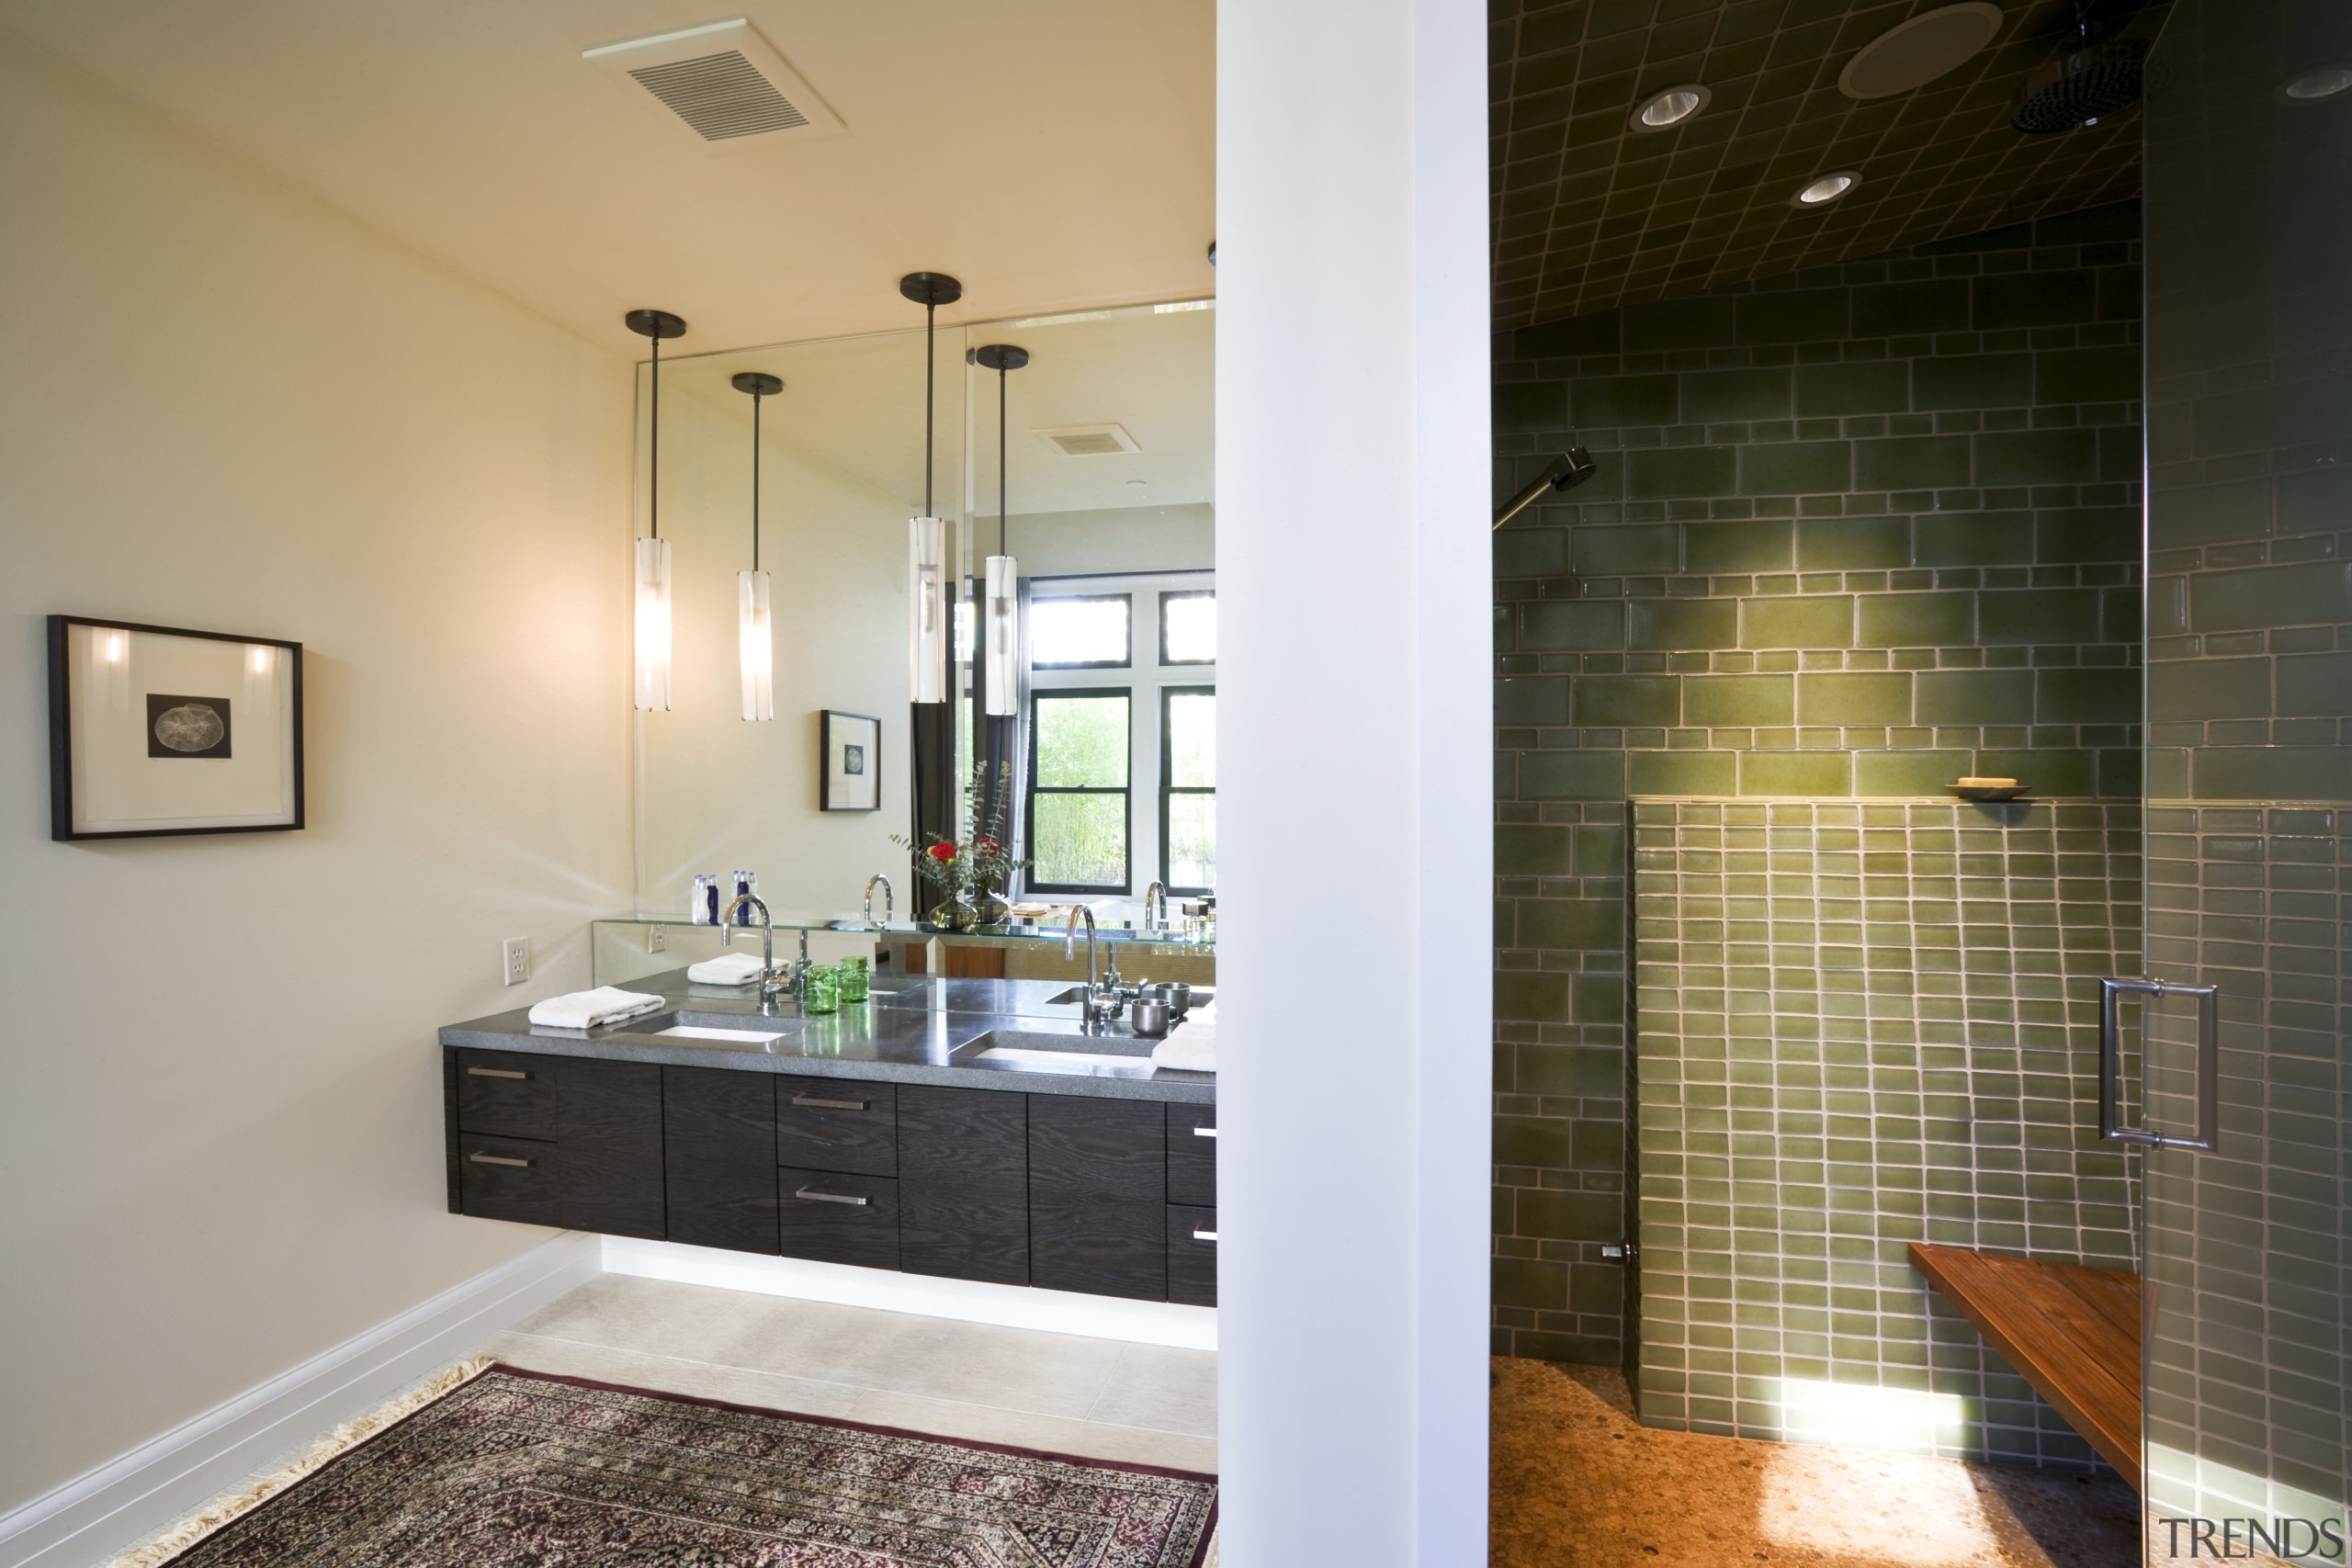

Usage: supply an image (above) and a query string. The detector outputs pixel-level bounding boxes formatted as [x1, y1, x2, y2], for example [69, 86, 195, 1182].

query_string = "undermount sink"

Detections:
[657, 1023, 793, 1045]
[1042, 986, 1213, 1008]
[949, 1029, 1160, 1078]
[619, 1010, 804, 1049]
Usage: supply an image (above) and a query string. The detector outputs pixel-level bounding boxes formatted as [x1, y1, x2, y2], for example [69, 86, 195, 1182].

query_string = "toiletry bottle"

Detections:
[691, 874, 718, 926]
[731, 871, 758, 925]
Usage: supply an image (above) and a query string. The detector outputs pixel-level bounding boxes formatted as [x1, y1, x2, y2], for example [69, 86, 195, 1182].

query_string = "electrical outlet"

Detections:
[501, 936, 530, 987]
[648, 925, 667, 953]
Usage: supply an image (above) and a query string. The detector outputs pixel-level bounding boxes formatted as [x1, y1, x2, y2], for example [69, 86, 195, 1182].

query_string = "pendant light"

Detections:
[972, 343, 1029, 716]
[627, 308, 686, 712]
[899, 273, 962, 704]
[731, 370, 783, 722]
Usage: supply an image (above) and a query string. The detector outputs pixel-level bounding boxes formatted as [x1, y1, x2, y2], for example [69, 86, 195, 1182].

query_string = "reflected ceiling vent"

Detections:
[1035, 423, 1141, 457]
[585, 19, 843, 150]
[1838, 3, 2005, 99]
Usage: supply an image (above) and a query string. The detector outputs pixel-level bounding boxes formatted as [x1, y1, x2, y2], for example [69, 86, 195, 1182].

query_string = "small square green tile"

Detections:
[1742, 595, 1855, 649]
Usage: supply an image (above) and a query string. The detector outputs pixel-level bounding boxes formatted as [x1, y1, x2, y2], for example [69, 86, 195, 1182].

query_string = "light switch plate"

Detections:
[502, 936, 530, 986]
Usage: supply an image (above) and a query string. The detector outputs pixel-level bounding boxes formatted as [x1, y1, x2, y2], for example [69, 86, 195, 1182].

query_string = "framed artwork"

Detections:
[48, 615, 304, 840]
[820, 709, 880, 812]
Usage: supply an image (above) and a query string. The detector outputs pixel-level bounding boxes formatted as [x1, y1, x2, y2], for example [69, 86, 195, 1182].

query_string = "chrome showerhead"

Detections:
[1492, 447, 1598, 530]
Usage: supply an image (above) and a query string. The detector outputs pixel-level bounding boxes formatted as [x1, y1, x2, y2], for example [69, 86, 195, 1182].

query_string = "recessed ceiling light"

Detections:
[1792, 172, 1860, 208]
[1838, 3, 2005, 100]
[2278, 65, 2352, 103]
[1630, 84, 1711, 130]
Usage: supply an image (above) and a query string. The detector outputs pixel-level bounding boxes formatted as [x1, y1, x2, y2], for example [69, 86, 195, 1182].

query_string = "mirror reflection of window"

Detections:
[1163, 687, 1215, 892]
[1031, 595, 1132, 669]
[1160, 591, 1216, 665]
[1028, 690, 1132, 890]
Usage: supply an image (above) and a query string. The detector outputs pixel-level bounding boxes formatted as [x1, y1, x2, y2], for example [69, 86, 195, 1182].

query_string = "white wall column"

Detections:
[1216, 0, 1491, 1562]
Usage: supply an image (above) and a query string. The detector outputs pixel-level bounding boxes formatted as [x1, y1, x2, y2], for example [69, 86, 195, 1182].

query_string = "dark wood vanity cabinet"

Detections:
[898, 1085, 1031, 1286]
[445, 1046, 1214, 1305]
[1031, 1097, 1167, 1301]
[662, 1066, 777, 1254]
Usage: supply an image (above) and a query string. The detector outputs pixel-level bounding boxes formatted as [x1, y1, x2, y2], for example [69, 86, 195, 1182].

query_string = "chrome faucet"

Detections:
[1143, 880, 1168, 935]
[1064, 906, 1121, 1035]
[721, 893, 796, 1012]
[864, 873, 894, 930]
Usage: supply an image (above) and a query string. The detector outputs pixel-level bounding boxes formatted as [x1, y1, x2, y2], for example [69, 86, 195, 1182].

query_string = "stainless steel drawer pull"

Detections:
[792, 1095, 868, 1111]
[468, 1067, 530, 1080]
[2098, 976, 2222, 1154]
[794, 1187, 869, 1206]
[1192, 1227, 1218, 1242]
[469, 1152, 532, 1168]
[1192, 1125, 1216, 1138]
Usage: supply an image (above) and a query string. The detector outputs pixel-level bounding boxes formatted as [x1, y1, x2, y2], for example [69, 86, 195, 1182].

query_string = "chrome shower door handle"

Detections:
[2098, 976, 2222, 1153]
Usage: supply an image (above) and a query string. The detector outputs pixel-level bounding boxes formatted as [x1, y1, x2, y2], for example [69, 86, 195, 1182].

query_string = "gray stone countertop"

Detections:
[438, 970, 1215, 1105]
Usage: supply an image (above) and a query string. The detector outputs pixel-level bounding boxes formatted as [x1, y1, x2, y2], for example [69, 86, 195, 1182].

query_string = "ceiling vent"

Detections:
[1035, 424, 1142, 457]
[585, 19, 843, 151]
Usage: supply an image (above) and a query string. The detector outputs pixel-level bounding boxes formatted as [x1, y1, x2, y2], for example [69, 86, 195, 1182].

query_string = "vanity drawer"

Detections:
[1167, 1204, 1217, 1307]
[458, 1134, 560, 1226]
[775, 1075, 896, 1178]
[457, 1049, 559, 1138]
[1166, 1103, 1217, 1207]
[778, 1166, 899, 1270]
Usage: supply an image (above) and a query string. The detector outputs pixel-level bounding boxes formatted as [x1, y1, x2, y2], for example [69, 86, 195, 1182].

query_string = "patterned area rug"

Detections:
[157, 1365, 1218, 1567]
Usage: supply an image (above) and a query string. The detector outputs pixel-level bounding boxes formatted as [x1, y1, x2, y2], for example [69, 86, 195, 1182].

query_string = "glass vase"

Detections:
[928, 896, 973, 932]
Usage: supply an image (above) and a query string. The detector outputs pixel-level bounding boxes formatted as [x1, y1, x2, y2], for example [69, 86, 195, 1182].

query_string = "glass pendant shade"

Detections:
[634, 536, 673, 712]
[738, 569, 774, 722]
[909, 515, 948, 703]
[983, 553, 1019, 716]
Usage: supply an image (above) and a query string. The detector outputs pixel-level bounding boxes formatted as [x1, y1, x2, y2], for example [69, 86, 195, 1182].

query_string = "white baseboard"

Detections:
[601, 1236, 1219, 1352]
[0, 1233, 601, 1568]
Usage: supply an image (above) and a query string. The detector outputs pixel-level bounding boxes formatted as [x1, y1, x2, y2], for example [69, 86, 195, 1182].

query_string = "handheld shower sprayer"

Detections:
[1493, 447, 1598, 530]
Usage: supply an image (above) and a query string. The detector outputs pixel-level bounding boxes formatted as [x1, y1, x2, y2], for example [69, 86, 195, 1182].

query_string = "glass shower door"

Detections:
[2137, 0, 2351, 1560]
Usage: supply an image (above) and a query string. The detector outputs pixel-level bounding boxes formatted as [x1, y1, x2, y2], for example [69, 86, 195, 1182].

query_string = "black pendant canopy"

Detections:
[971, 344, 1030, 373]
[730, 371, 783, 397]
[624, 309, 687, 340]
[899, 272, 964, 309]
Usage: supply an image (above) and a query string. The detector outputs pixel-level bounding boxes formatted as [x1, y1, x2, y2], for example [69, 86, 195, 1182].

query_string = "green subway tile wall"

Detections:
[1490, 208, 2145, 1364]
[1631, 799, 2141, 1467]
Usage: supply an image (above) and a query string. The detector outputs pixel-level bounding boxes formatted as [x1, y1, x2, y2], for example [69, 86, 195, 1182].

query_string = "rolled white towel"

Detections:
[526, 987, 665, 1030]
[686, 952, 768, 985]
[1151, 1020, 1216, 1074]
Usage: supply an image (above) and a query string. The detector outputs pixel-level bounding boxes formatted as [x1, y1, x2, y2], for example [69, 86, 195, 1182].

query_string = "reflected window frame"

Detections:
[1030, 592, 1133, 671]
[1159, 590, 1216, 666]
[1159, 683, 1216, 896]
[1023, 686, 1134, 895]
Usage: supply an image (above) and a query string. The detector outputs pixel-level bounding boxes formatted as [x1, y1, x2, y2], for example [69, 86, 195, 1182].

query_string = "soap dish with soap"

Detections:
[1951, 775, 2030, 802]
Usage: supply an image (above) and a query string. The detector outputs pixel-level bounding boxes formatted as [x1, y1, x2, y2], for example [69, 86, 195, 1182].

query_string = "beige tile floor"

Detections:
[482, 1274, 1219, 1473]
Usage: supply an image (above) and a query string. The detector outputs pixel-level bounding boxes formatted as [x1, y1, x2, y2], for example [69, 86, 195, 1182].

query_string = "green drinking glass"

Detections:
[803, 963, 840, 1014]
[839, 954, 870, 1003]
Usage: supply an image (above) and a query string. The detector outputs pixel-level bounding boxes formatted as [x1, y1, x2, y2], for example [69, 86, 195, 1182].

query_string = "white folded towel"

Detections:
[686, 952, 768, 985]
[526, 987, 665, 1030]
[1151, 1021, 1216, 1074]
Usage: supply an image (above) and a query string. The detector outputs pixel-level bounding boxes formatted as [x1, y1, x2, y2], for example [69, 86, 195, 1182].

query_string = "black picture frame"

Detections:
[48, 615, 305, 841]
[820, 709, 882, 812]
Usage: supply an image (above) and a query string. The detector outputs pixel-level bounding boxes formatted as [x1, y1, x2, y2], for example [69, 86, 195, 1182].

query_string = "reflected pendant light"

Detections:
[900, 272, 963, 704]
[627, 308, 686, 711]
[973, 342, 1029, 716]
[732, 370, 783, 722]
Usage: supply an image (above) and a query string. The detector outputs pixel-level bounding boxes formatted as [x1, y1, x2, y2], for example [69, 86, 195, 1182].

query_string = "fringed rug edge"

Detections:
[94, 1355, 498, 1568]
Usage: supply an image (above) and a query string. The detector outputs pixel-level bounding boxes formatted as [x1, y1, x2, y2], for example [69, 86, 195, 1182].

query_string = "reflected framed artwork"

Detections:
[820, 709, 880, 812]
[48, 615, 304, 840]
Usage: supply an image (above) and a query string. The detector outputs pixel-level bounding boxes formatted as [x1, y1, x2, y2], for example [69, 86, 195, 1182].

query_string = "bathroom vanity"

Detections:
[439, 975, 1216, 1306]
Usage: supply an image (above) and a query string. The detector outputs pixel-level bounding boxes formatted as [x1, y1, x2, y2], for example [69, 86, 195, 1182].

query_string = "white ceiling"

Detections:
[2, 0, 1216, 355]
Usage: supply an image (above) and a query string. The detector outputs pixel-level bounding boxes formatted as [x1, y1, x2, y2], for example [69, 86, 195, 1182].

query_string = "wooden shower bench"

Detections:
[1907, 1243, 2143, 1491]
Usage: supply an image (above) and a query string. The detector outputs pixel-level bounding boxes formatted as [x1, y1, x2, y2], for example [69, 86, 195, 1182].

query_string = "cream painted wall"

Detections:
[0, 30, 633, 1510]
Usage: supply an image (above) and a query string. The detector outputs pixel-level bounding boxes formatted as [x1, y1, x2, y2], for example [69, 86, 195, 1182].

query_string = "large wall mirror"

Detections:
[608, 299, 1213, 984]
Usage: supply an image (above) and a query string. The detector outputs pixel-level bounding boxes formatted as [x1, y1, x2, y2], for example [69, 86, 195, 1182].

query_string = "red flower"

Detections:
[927, 841, 957, 863]
[975, 838, 1001, 855]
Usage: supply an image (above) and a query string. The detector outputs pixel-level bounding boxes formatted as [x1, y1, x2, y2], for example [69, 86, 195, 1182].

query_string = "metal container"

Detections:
[1163, 982, 1193, 1019]
[1131, 999, 1170, 1038]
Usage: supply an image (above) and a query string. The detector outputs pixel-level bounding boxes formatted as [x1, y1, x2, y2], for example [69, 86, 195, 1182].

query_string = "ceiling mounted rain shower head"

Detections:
[1493, 448, 1598, 531]
[2012, 4, 2154, 133]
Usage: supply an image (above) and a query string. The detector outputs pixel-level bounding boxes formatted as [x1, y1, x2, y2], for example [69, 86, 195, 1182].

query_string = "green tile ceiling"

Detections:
[1490, 0, 2164, 328]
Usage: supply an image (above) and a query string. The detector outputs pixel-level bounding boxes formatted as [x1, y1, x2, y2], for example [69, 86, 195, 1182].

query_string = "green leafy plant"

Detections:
[892, 762, 1029, 898]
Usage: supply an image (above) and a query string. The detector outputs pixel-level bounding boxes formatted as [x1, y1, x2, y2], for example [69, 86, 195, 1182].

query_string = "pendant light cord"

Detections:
[751, 390, 761, 572]
[650, 332, 661, 541]
[999, 363, 1009, 558]
[923, 301, 936, 519]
